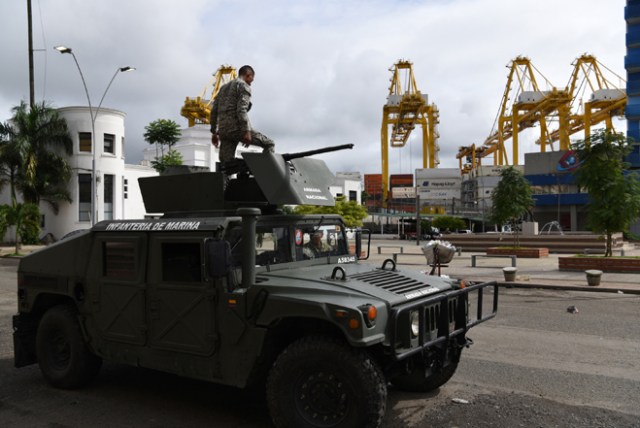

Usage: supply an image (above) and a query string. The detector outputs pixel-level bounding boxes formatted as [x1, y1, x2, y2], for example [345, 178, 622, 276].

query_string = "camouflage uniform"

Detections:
[210, 77, 275, 163]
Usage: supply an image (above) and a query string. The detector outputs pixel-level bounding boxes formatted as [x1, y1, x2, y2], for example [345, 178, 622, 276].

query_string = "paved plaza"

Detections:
[367, 238, 640, 294]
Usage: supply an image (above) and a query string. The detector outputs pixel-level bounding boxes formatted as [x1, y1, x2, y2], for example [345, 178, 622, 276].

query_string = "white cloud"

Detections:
[1, 0, 627, 176]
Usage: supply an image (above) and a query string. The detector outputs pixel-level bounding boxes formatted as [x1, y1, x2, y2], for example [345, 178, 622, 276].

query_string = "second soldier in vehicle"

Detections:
[210, 65, 275, 163]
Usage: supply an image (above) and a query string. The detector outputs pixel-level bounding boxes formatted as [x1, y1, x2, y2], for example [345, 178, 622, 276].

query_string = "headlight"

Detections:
[410, 311, 420, 337]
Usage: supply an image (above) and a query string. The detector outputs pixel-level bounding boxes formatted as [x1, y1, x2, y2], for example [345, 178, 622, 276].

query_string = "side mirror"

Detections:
[205, 238, 232, 277]
[355, 229, 371, 260]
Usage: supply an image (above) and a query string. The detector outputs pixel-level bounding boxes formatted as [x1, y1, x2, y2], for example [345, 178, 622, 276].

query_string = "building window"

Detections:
[121, 136, 125, 157]
[123, 178, 128, 199]
[104, 174, 114, 220]
[349, 190, 357, 202]
[104, 133, 115, 154]
[79, 132, 92, 152]
[78, 174, 92, 222]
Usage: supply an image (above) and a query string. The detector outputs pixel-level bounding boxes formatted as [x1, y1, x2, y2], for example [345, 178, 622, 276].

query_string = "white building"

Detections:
[331, 172, 362, 204]
[0, 106, 158, 242]
[142, 124, 218, 169]
[142, 124, 261, 171]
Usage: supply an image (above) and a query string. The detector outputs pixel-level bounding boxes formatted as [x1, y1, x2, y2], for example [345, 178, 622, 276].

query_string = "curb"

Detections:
[498, 281, 640, 295]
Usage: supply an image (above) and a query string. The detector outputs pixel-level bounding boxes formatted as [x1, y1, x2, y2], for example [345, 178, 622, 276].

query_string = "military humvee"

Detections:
[13, 145, 498, 428]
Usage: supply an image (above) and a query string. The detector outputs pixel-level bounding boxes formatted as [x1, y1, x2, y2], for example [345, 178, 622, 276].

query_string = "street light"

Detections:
[54, 45, 135, 225]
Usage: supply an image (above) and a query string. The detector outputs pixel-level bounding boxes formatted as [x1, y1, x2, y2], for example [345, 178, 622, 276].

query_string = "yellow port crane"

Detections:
[381, 60, 439, 205]
[535, 54, 626, 146]
[457, 56, 572, 172]
[180, 65, 237, 127]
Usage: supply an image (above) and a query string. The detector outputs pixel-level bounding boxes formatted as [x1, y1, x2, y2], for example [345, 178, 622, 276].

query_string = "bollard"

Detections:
[503, 267, 517, 282]
[585, 269, 603, 286]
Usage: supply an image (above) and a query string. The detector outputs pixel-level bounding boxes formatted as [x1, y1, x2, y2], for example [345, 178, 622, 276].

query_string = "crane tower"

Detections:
[381, 60, 439, 206]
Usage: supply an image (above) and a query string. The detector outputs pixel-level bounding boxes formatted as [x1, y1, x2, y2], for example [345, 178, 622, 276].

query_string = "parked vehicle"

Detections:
[13, 145, 498, 428]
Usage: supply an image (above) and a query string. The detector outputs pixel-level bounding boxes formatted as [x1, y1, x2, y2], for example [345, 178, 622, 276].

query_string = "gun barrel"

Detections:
[282, 144, 354, 161]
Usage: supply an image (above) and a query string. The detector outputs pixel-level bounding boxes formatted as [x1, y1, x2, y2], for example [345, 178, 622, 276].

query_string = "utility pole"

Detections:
[27, 0, 35, 107]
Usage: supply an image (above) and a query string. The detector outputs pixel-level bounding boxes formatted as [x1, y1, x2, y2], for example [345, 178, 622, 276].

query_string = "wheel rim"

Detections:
[47, 329, 71, 371]
[294, 370, 349, 427]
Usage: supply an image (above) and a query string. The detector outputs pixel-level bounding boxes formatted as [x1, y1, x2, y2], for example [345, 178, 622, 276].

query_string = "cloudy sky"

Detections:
[1, 0, 627, 175]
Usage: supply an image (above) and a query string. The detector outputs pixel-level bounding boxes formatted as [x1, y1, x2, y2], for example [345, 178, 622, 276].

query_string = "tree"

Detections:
[572, 129, 640, 256]
[489, 166, 534, 247]
[0, 203, 40, 254]
[0, 101, 72, 212]
[150, 148, 184, 173]
[294, 196, 368, 227]
[432, 216, 466, 233]
[0, 101, 73, 248]
[144, 118, 181, 158]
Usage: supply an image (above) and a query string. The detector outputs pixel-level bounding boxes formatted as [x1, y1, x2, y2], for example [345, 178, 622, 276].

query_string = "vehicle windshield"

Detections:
[225, 221, 349, 267]
[295, 223, 348, 260]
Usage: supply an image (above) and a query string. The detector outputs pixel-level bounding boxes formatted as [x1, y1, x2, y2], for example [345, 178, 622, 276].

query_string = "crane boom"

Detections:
[180, 65, 237, 127]
[456, 56, 571, 172]
[535, 54, 626, 145]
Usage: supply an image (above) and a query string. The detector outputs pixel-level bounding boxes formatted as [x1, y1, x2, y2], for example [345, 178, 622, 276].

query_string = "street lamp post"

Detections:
[54, 46, 135, 226]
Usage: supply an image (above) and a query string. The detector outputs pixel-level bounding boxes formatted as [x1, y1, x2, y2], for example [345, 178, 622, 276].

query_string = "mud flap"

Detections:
[13, 314, 37, 368]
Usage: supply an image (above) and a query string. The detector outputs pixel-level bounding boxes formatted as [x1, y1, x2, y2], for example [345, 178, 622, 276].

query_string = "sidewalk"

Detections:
[367, 239, 640, 295]
[0, 245, 45, 258]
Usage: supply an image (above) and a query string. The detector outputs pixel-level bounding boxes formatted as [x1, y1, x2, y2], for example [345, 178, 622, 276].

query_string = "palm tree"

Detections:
[1, 101, 73, 211]
[0, 101, 73, 250]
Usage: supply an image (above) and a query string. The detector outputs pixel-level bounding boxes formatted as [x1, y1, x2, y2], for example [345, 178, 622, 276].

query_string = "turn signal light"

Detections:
[367, 305, 377, 321]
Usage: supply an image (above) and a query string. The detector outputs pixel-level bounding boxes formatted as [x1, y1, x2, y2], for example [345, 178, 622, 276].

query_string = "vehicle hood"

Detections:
[256, 262, 455, 306]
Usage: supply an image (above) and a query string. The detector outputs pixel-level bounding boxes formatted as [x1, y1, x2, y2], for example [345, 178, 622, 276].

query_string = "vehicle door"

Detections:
[89, 233, 148, 345]
[146, 234, 217, 356]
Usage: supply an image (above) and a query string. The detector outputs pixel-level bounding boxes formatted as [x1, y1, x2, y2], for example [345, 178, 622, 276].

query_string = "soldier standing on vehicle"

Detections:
[210, 65, 275, 163]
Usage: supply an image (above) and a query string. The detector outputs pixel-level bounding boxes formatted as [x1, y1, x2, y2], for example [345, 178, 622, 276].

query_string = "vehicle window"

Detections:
[161, 242, 202, 282]
[103, 241, 137, 280]
[226, 226, 291, 266]
[295, 224, 347, 260]
[255, 226, 291, 266]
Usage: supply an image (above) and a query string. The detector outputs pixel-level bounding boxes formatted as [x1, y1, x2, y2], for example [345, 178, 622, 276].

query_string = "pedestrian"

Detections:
[210, 65, 275, 163]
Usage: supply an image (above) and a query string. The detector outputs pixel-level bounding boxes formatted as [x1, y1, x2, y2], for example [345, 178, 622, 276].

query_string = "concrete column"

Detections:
[570, 205, 578, 232]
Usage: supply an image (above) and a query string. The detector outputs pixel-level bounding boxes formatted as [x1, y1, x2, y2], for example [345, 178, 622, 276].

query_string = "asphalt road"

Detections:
[0, 258, 639, 427]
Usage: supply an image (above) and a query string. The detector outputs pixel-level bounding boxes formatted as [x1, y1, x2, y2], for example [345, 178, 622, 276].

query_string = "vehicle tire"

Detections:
[266, 335, 387, 428]
[391, 361, 458, 393]
[36, 305, 102, 389]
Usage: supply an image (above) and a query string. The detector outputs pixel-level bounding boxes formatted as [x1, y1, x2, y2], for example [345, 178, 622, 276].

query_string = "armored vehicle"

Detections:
[13, 145, 498, 428]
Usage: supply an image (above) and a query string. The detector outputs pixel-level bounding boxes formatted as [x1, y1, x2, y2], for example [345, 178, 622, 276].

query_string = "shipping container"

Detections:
[391, 187, 417, 199]
[364, 174, 383, 194]
[474, 175, 501, 187]
[416, 177, 462, 189]
[418, 188, 460, 200]
[477, 186, 495, 198]
[415, 168, 461, 180]
[474, 165, 524, 177]
[390, 174, 413, 188]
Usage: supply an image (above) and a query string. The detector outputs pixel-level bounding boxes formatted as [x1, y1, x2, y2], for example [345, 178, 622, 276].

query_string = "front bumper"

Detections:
[389, 281, 498, 360]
